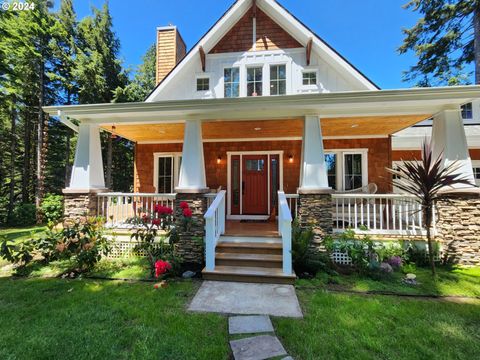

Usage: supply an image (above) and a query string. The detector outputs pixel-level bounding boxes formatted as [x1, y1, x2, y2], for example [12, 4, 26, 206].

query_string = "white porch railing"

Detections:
[278, 191, 293, 275]
[285, 193, 299, 219]
[97, 193, 176, 227]
[332, 194, 435, 235]
[204, 190, 226, 271]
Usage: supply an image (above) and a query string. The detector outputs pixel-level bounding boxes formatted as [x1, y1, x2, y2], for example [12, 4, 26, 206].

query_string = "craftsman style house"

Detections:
[45, 0, 480, 282]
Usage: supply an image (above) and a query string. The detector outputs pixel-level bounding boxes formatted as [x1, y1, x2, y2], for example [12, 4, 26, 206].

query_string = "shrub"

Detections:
[291, 220, 332, 276]
[40, 194, 64, 223]
[9, 204, 36, 226]
[0, 236, 35, 268]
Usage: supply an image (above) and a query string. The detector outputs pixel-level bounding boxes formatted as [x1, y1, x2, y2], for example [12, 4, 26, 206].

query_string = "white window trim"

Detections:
[153, 153, 182, 194]
[269, 63, 288, 96]
[301, 67, 319, 88]
[324, 149, 368, 191]
[226, 150, 284, 220]
[223, 66, 241, 98]
[472, 160, 480, 186]
[245, 64, 265, 97]
[195, 73, 212, 94]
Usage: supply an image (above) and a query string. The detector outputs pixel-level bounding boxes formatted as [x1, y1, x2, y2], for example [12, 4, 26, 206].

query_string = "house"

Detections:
[44, 0, 480, 282]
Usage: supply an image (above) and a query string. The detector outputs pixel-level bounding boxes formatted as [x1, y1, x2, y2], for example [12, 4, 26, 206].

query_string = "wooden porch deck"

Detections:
[224, 220, 279, 238]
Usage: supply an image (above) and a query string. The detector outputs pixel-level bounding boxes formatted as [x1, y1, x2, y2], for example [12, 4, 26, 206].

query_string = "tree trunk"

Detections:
[106, 135, 112, 189]
[424, 206, 436, 277]
[36, 59, 46, 223]
[474, 2, 480, 84]
[22, 113, 31, 203]
[7, 101, 17, 222]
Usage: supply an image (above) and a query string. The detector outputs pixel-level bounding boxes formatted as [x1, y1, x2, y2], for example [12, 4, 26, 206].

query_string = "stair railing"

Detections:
[204, 190, 226, 271]
[278, 191, 293, 275]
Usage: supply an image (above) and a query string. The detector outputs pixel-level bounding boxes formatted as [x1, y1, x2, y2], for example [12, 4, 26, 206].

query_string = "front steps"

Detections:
[202, 236, 296, 284]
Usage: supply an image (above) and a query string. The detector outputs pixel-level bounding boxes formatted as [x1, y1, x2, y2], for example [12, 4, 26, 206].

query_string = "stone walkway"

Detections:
[228, 315, 293, 360]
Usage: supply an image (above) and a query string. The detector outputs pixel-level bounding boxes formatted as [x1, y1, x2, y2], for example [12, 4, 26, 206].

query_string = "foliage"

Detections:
[9, 204, 36, 227]
[0, 236, 35, 268]
[291, 220, 332, 276]
[179, 201, 193, 232]
[131, 205, 182, 278]
[387, 139, 473, 276]
[399, 0, 478, 85]
[40, 194, 64, 223]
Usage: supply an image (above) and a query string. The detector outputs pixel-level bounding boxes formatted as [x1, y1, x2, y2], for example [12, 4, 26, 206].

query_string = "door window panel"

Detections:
[246, 159, 265, 171]
[233, 159, 240, 206]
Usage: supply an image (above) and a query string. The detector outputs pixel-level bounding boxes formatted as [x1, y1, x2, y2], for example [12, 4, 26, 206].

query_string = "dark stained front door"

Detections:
[242, 155, 268, 215]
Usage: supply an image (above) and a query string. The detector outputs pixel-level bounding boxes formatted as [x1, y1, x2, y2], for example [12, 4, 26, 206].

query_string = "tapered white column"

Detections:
[69, 122, 106, 190]
[298, 115, 331, 193]
[176, 119, 208, 192]
[432, 109, 475, 190]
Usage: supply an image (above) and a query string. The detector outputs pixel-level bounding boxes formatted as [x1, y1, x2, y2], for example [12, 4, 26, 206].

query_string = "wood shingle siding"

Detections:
[156, 27, 186, 85]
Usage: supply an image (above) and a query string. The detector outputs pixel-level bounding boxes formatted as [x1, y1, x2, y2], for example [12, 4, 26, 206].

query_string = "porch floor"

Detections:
[225, 220, 279, 238]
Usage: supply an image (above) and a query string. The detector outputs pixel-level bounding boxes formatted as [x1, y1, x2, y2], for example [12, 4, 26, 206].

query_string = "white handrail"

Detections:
[204, 190, 226, 271]
[278, 191, 293, 275]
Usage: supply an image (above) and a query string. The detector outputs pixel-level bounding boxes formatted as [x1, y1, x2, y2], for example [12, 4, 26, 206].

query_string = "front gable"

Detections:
[146, 0, 378, 102]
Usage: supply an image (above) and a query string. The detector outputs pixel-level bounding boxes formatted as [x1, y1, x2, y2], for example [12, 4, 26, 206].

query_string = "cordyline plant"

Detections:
[386, 140, 474, 276]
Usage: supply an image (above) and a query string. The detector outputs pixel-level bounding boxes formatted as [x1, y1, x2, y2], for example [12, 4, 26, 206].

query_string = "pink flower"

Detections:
[152, 218, 161, 226]
[183, 208, 193, 218]
[155, 260, 172, 278]
[180, 201, 189, 209]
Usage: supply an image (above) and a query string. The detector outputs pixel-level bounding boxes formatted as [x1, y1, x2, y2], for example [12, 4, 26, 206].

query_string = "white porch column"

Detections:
[431, 109, 475, 189]
[69, 122, 106, 190]
[298, 115, 331, 192]
[176, 119, 208, 192]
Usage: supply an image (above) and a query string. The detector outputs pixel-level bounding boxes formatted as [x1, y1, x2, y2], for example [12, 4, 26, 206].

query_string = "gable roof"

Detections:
[146, 0, 379, 102]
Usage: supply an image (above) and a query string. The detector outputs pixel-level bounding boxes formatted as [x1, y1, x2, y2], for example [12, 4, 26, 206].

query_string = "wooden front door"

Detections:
[242, 155, 268, 215]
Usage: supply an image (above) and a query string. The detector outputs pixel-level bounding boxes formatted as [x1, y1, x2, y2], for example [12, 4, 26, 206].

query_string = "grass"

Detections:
[296, 266, 480, 298]
[274, 289, 480, 360]
[0, 225, 46, 242]
[0, 277, 228, 360]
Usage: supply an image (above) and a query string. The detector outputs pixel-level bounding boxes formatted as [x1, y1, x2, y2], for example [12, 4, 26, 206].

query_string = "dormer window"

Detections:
[247, 67, 263, 96]
[196, 77, 210, 91]
[302, 71, 317, 85]
[224, 68, 240, 98]
[270, 65, 286, 95]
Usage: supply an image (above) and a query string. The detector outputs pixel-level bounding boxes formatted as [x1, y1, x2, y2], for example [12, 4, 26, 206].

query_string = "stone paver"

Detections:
[229, 315, 274, 335]
[229, 335, 287, 360]
[188, 281, 303, 318]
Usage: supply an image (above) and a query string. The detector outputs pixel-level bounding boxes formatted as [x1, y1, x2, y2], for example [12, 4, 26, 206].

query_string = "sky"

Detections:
[67, 0, 421, 89]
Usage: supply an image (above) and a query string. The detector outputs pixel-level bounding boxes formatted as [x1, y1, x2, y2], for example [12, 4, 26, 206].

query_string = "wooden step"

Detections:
[216, 242, 283, 256]
[215, 253, 282, 268]
[202, 266, 296, 285]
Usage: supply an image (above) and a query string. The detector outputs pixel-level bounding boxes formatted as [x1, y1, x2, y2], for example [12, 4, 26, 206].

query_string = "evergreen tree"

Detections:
[399, 0, 480, 86]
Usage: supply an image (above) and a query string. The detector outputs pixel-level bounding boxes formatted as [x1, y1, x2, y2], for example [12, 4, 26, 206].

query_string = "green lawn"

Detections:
[0, 278, 228, 360]
[0, 226, 46, 242]
[297, 266, 480, 298]
[274, 289, 480, 360]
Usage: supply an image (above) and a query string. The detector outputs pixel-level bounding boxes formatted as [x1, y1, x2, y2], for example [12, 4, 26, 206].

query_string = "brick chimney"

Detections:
[156, 25, 187, 85]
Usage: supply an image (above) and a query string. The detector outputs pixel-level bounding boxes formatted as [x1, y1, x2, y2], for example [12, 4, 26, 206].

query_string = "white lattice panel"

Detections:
[330, 251, 352, 265]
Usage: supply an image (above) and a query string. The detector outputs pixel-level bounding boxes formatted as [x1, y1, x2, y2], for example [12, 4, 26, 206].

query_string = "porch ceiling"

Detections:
[99, 115, 431, 142]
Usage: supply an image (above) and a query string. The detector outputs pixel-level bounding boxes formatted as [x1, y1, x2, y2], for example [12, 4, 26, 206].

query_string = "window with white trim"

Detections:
[473, 161, 480, 186]
[344, 153, 363, 190]
[224, 68, 240, 98]
[325, 153, 337, 190]
[247, 67, 263, 96]
[461, 103, 473, 119]
[154, 154, 182, 193]
[196, 77, 210, 91]
[302, 71, 317, 85]
[270, 64, 286, 95]
[324, 150, 367, 191]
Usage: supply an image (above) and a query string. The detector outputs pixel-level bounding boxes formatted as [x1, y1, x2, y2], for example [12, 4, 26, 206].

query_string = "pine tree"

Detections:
[399, 0, 480, 86]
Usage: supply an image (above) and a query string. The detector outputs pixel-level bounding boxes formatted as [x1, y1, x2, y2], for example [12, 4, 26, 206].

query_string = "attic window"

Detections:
[196, 77, 210, 91]
[461, 102, 473, 119]
[302, 71, 317, 86]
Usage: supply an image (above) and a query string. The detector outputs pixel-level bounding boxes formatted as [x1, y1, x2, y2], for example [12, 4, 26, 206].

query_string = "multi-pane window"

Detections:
[246, 159, 265, 171]
[270, 65, 286, 95]
[157, 156, 173, 193]
[461, 103, 473, 119]
[224, 68, 240, 98]
[344, 153, 363, 190]
[196, 77, 209, 91]
[325, 154, 337, 190]
[474, 167, 480, 180]
[247, 67, 263, 96]
[303, 71, 317, 85]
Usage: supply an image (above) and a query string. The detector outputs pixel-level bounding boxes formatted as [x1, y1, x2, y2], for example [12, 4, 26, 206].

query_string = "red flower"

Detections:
[152, 218, 161, 226]
[155, 260, 172, 278]
[179, 201, 189, 209]
[183, 208, 193, 218]
[142, 214, 150, 223]
[155, 205, 174, 215]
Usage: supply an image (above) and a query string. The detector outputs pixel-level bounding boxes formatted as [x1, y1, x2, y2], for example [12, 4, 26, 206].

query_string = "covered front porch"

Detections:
[44, 86, 480, 279]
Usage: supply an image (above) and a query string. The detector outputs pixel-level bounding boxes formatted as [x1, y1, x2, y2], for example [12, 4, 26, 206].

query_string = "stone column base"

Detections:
[62, 188, 108, 225]
[435, 191, 480, 266]
[297, 192, 333, 244]
[174, 192, 208, 266]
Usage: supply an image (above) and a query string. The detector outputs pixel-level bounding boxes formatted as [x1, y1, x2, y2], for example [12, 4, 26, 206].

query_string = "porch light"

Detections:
[254, 127, 262, 131]
[217, 156, 222, 164]
[288, 154, 294, 163]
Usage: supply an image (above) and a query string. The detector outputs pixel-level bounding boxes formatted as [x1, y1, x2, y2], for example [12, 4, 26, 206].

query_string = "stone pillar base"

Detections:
[174, 192, 208, 265]
[297, 192, 333, 244]
[436, 191, 480, 266]
[62, 188, 108, 225]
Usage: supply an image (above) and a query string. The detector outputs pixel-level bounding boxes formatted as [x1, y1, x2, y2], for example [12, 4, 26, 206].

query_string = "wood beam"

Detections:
[306, 38, 313, 66]
[199, 46, 206, 72]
